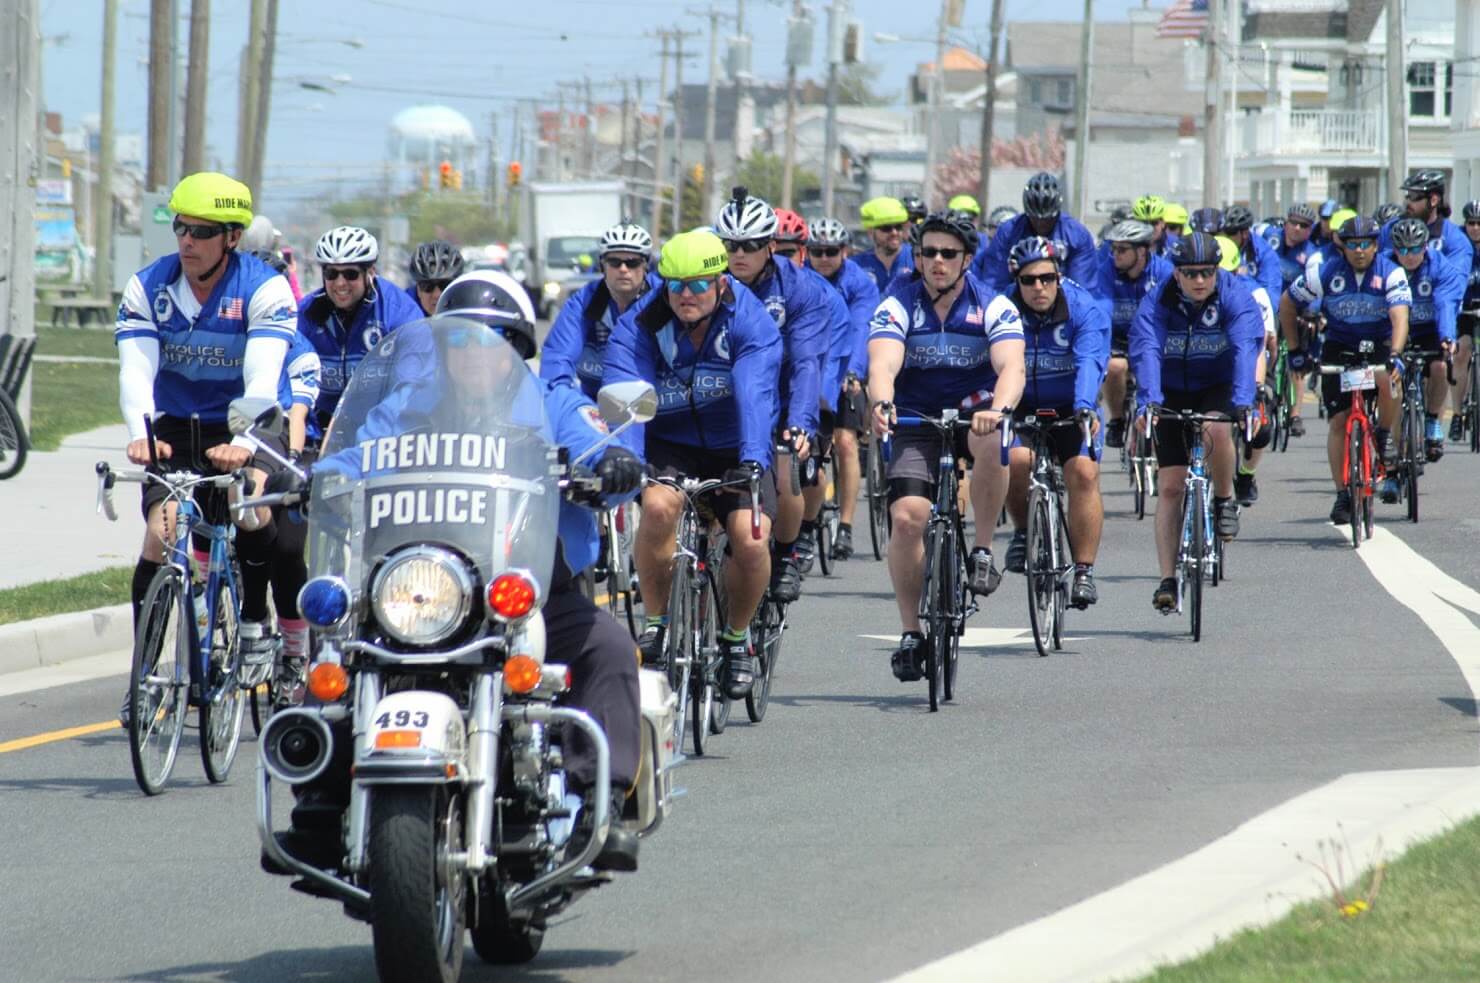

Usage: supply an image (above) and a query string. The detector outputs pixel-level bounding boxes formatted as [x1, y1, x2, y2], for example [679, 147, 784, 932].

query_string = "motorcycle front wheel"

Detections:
[369, 787, 466, 983]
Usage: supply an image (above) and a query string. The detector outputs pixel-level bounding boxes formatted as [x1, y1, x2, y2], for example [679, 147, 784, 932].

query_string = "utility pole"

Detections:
[1201, 0, 1222, 206]
[238, 0, 267, 180]
[1225, 0, 1239, 202]
[1072, 0, 1094, 218]
[823, 0, 845, 214]
[979, 0, 1005, 210]
[620, 77, 633, 213]
[672, 31, 689, 232]
[1385, 0, 1408, 199]
[2, 0, 40, 423]
[556, 89, 567, 180]
[584, 75, 597, 179]
[733, 0, 753, 166]
[780, 0, 805, 210]
[702, 6, 722, 217]
[923, 0, 948, 207]
[146, 0, 173, 189]
[652, 32, 671, 231]
[488, 110, 499, 210]
[247, 0, 278, 196]
[182, 0, 209, 174]
[97, 0, 118, 301]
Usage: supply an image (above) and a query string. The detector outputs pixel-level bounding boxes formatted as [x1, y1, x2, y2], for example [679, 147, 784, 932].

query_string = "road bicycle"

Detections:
[96, 426, 252, 794]
[0, 386, 26, 480]
[1148, 408, 1230, 642]
[1270, 337, 1301, 452]
[647, 469, 762, 756]
[1456, 312, 1480, 452]
[1014, 411, 1090, 658]
[1116, 371, 1156, 520]
[1388, 348, 1452, 523]
[862, 434, 889, 561]
[1318, 356, 1385, 548]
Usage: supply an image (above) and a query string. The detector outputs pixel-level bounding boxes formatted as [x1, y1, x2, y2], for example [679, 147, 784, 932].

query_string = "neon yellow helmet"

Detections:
[1215, 235, 1241, 272]
[1133, 195, 1166, 222]
[1329, 208, 1359, 233]
[168, 171, 254, 227]
[657, 230, 728, 280]
[947, 194, 981, 216]
[1162, 203, 1189, 228]
[859, 197, 910, 230]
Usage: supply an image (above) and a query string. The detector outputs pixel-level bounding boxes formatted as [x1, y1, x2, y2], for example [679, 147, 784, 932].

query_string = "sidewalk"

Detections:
[1, 423, 141, 590]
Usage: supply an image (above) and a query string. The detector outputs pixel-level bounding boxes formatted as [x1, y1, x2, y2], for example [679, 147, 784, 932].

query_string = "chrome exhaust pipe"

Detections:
[259, 708, 333, 785]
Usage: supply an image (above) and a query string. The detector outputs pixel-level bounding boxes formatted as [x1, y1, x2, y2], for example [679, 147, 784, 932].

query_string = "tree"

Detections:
[326, 190, 516, 248]
[836, 62, 891, 106]
[734, 150, 819, 210]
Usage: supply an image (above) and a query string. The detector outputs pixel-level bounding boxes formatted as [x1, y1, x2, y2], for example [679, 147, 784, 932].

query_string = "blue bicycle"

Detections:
[97, 455, 251, 795]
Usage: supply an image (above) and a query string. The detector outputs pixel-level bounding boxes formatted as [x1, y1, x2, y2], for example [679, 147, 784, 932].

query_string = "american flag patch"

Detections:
[965, 306, 984, 326]
[960, 388, 994, 410]
[219, 297, 244, 320]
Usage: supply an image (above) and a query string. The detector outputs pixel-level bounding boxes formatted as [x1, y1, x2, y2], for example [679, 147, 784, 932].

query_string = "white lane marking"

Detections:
[891, 523, 1480, 982]
[0, 649, 131, 699]
[862, 628, 1085, 648]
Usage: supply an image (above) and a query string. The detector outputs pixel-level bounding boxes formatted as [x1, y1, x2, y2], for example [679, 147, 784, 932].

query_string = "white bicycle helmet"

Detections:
[314, 225, 379, 265]
[599, 222, 653, 258]
[808, 217, 849, 246]
[714, 185, 778, 241]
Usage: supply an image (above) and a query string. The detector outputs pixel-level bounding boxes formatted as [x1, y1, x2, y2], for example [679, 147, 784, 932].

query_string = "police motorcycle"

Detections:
[229, 318, 674, 983]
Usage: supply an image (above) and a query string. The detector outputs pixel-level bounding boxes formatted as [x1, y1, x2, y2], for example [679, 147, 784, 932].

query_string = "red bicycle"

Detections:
[1319, 357, 1389, 548]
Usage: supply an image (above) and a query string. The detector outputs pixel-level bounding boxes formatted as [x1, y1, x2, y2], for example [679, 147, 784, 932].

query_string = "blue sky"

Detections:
[41, 0, 1150, 209]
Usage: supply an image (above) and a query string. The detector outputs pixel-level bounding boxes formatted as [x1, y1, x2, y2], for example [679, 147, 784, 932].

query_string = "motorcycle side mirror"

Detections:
[596, 381, 657, 426]
[228, 397, 286, 438]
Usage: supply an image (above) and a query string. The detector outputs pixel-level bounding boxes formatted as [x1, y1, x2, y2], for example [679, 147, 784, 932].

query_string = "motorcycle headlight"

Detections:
[370, 547, 473, 645]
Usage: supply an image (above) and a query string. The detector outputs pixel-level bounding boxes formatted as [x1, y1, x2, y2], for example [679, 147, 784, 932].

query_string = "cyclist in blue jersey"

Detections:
[868, 211, 1026, 681]
[404, 240, 464, 315]
[1132, 195, 1168, 250]
[984, 205, 1019, 243]
[541, 222, 660, 405]
[1214, 236, 1278, 506]
[999, 237, 1110, 607]
[1221, 206, 1283, 302]
[113, 172, 298, 725]
[1382, 170, 1476, 273]
[1098, 220, 1174, 448]
[1162, 203, 1190, 246]
[715, 190, 832, 603]
[1387, 217, 1463, 469]
[808, 216, 880, 558]
[1451, 201, 1480, 441]
[855, 197, 915, 289]
[297, 225, 424, 440]
[605, 230, 783, 699]
[1374, 202, 1404, 227]
[1314, 200, 1341, 246]
[1130, 232, 1264, 612]
[972, 171, 1098, 295]
[1281, 215, 1412, 524]
[1266, 204, 1321, 291]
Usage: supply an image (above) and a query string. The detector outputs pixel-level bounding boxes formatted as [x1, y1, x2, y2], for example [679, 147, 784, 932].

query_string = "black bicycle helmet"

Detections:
[1287, 203, 1317, 224]
[248, 248, 288, 274]
[1373, 202, 1403, 225]
[433, 270, 538, 359]
[1465, 200, 1480, 222]
[1222, 205, 1254, 234]
[1022, 172, 1063, 220]
[1390, 217, 1431, 249]
[409, 240, 465, 283]
[917, 210, 979, 254]
[1337, 215, 1381, 240]
[1189, 207, 1224, 234]
[1168, 231, 1222, 267]
[898, 193, 927, 223]
[1401, 169, 1446, 195]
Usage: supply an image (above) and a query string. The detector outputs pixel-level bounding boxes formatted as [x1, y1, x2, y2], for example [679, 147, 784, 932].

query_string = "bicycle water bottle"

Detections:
[193, 583, 210, 644]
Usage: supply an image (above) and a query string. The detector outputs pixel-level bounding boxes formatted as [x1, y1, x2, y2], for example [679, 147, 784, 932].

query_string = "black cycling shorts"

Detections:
[644, 436, 778, 523]
[1319, 340, 1386, 417]
[1154, 386, 1232, 468]
[137, 415, 287, 521]
[835, 385, 868, 435]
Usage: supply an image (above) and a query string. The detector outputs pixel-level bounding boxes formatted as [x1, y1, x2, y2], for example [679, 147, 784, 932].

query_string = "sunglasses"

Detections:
[603, 256, 646, 270]
[1342, 239, 1377, 251]
[1016, 272, 1060, 287]
[811, 246, 843, 258]
[920, 246, 964, 260]
[773, 247, 801, 260]
[723, 239, 769, 254]
[173, 219, 226, 240]
[874, 224, 906, 234]
[1286, 220, 1313, 230]
[667, 278, 715, 295]
[416, 279, 451, 292]
[1396, 244, 1426, 255]
[1467, 220, 1480, 227]
[323, 266, 364, 282]
[1177, 266, 1218, 281]
[1405, 192, 1430, 202]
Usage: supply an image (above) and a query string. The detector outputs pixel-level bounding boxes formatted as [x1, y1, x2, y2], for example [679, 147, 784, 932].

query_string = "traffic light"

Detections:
[507, 161, 522, 188]
[438, 160, 453, 190]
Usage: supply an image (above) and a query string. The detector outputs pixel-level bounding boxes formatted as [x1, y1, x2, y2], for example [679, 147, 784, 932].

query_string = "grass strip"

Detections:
[0, 566, 133, 626]
[1142, 814, 1480, 980]
[34, 326, 118, 360]
[27, 358, 120, 451]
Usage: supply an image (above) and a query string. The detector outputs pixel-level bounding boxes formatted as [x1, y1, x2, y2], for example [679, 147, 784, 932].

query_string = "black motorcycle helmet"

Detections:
[898, 194, 927, 223]
[248, 248, 288, 274]
[434, 270, 538, 359]
[409, 240, 466, 283]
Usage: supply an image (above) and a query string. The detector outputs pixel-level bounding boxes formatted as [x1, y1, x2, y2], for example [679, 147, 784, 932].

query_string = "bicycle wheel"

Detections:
[1347, 419, 1365, 548]
[200, 579, 246, 783]
[0, 388, 27, 480]
[940, 528, 962, 702]
[817, 513, 834, 577]
[920, 524, 946, 712]
[1051, 494, 1070, 651]
[1470, 359, 1480, 452]
[1405, 399, 1422, 523]
[128, 570, 188, 795]
[1187, 484, 1205, 642]
[745, 600, 782, 722]
[1025, 492, 1055, 658]
[665, 557, 694, 755]
[866, 443, 888, 561]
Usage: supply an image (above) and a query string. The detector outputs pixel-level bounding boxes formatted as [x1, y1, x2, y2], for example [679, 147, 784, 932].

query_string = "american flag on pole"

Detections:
[1157, 0, 1210, 39]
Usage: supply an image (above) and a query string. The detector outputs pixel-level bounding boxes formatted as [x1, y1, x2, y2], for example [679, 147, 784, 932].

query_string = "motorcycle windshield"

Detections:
[307, 317, 560, 598]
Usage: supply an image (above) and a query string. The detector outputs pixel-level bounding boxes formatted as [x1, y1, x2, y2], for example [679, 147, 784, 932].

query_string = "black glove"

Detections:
[1287, 349, 1311, 373]
[265, 468, 306, 496]
[595, 446, 643, 497]
[724, 460, 763, 487]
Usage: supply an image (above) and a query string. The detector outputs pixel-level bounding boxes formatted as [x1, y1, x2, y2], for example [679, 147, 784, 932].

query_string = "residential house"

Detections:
[1449, 0, 1480, 201]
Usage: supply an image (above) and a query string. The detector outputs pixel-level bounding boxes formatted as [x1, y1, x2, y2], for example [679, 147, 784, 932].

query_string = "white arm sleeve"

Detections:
[117, 335, 160, 441]
[230, 335, 290, 450]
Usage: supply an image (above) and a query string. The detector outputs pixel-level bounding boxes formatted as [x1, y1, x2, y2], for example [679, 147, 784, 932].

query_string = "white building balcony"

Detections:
[1241, 108, 1382, 158]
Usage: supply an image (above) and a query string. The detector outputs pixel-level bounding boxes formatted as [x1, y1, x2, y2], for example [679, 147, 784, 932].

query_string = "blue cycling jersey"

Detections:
[1380, 216, 1475, 274]
[868, 271, 1025, 413]
[115, 251, 298, 424]
[1237, 230, 1284, 301]
[1397, 250, 1466, 344]
[1015, 277, 1110, 412]
[1465, 245, 1480, 312]
[540, 273, 662, 399]
[973, 213, 1099, 296]
[1262, 229, 1323, 292]
[297, 279, 424, 431]
[604, 276, 783, 466]
[1129, 271, 1265, 410]
[278, 331, 322, 413]
[740, 258, 831, 435]
[813, 257, 880, 383]
[1097, 250, 1174, 348]
[853, 243, 914, 290]
[818, 282, 853, 413]
[1288, 252, 1411, 346]
[402, 281, 432, 316]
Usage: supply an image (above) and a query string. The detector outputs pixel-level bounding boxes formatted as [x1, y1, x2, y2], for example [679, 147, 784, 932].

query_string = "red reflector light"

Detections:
[487, 573, 537, 619]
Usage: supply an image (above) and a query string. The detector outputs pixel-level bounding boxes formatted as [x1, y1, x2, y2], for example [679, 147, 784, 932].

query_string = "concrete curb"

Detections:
[0, 605, 132, 676]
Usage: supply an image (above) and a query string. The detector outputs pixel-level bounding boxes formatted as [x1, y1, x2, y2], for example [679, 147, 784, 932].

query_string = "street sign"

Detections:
[152, 204, 171, 224]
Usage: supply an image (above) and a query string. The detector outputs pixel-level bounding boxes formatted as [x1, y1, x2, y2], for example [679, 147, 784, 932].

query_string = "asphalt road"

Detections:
[2, 430, 1477, 982]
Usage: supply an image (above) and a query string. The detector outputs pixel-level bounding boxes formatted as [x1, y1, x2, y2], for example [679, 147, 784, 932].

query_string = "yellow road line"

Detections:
[0, 719, 119, 754]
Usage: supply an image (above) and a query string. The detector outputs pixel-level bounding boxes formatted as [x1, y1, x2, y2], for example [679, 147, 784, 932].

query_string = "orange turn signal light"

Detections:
[504, 654, 542, 694]
[307, 662, 349, 702]
[487, 573, 537, 620]
[374, 729, 422, 749]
